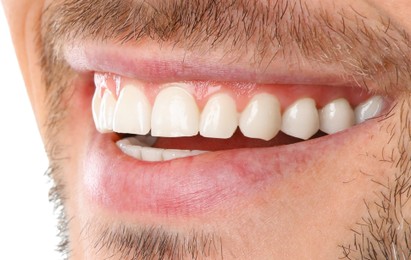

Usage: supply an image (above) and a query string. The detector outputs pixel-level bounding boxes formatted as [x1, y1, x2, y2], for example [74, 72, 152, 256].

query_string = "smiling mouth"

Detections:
[64, 42, 390, 217]
[92, 71, 384, 162]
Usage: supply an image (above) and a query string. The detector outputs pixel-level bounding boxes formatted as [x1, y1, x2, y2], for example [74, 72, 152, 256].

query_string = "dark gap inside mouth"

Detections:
[118, 129, 327, 151]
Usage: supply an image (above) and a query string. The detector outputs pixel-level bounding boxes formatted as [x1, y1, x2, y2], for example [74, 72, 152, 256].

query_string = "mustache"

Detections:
[41, 0, 411, 92]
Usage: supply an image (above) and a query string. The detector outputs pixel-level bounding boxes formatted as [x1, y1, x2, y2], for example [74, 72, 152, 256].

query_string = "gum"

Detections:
[94, 72, 372, 111]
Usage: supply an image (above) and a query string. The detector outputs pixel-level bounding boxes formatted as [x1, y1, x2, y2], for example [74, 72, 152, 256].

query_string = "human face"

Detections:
[3, 0, 411, 258]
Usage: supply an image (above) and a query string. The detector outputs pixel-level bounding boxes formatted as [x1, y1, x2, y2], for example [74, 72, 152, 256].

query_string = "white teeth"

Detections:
[320, 98, 355, 134]
[151, 86, 200, 137]
[141, 147, 164, 162]
[93, 77, 384, 152]
[117, 137, 207, 162]
[239, 93, 281, 141]
[99, 90, 117, 132]
[117, 141, 142, 160]
[92, 87, 103, 131]
[162, 149, 194, 161]
[113, 85, 151, 135]
[281, 98, 320, 140]
[354, 96, 384, 124]
[200, 93, 238, 139]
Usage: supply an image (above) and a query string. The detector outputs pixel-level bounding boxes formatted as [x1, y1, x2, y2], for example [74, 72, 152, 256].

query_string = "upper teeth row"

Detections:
[92, 84, 384, 140]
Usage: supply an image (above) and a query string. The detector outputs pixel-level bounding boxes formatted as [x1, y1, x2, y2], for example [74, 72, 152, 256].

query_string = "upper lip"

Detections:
[64, 41, 372, 89]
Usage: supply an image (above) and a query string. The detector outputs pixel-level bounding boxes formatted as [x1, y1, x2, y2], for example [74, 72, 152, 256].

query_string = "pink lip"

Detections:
[82, 124, 356, 216]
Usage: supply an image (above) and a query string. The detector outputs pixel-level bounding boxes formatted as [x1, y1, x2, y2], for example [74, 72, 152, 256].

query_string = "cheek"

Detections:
[373, 0, 411, 32]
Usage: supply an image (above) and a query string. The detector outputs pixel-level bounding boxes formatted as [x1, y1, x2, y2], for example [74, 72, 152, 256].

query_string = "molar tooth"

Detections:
[354, 96, 384, 124]
[113, 85, 151, 135]
[99, 90, 116, 132]
[320, 98, 355, 134]
[200, 93, 238, 139]
[92, 87, 103, 132]
[151, 86, 200, 137]
[281, 98, 319, 140]
[239, 93, 281, 141]
[141, 147, 164, 162]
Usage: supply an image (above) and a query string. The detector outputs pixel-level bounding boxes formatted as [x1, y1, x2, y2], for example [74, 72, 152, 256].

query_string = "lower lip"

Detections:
[82, 126, 351, 217]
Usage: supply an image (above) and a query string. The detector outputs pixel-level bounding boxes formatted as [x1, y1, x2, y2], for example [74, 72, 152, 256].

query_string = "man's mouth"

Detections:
[92, 72, 384, 162]
[63, 43, 390, 217]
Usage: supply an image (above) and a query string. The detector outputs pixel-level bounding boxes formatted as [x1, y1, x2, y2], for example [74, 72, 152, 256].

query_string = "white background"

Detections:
[0, 5, 60, 260]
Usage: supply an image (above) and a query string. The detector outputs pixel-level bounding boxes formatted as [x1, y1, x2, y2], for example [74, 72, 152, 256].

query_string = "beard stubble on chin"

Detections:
[37, 0, 411, 259]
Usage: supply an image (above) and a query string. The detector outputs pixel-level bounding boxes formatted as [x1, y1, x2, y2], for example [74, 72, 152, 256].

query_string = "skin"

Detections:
[2, 0, 411, 259]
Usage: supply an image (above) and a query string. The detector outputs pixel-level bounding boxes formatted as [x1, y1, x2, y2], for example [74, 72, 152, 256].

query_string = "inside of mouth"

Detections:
[118, 130, 327, 151]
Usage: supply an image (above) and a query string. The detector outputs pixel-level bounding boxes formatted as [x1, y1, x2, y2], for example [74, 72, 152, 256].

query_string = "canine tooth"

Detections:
[113, 85, 151, 135]
[92, 87, 103, 132]
[151, 86, 200, 137]
[239, 93, 281, 141]
[320, 98, 355, 134]
[99, 90, 116, 132]
[354, 96, 384, 124]
[281, 98, 320, 140]
[141, 147, 164, 162]
[200, 93, 238, 139]
[162, 149, 193, 161]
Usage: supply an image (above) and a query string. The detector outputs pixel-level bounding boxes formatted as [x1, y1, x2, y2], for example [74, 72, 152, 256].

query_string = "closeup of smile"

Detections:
[64, 43, 389, 216]
[6, 0, 411, 256]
